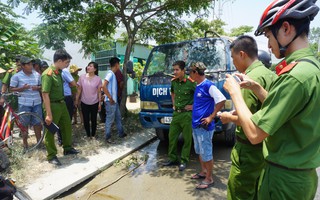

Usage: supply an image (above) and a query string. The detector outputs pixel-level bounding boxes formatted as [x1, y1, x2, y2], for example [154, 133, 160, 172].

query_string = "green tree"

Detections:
[0, 2, 41, 70]
[143, 18, 253, 44]
[140, 18, 227, 44]
[309, 27, 320, 60]
[9, 0, 212, 114]
[229, 25, 253, 37]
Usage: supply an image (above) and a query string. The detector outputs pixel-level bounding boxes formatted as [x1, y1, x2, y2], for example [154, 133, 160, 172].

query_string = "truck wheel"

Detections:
[223, 123, 236, 147]
[155, 129, 169, 142]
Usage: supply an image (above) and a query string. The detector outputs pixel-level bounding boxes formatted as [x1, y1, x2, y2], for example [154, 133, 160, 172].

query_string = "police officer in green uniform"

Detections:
[219, 35, 276, 200]
[1, 55, 21, 112]
[42, 49, 79, 166]
[223, 1, 320, 199]
[163, 60, 196, 171]
[1, 55, 21, 94]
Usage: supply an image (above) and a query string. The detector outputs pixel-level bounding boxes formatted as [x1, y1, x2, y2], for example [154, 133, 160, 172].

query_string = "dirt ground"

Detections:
[2, 110, 142, 190]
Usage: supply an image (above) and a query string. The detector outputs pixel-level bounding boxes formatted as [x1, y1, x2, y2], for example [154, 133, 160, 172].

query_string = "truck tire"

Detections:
[223, 122, 236, 147]
[155, 129, 169, 142]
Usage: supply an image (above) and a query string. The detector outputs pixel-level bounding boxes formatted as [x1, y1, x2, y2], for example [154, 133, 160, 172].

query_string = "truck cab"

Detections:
[139, 33, 237, 146]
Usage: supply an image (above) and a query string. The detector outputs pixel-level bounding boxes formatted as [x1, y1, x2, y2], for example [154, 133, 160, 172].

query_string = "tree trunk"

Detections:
[120, 36, 134, 117]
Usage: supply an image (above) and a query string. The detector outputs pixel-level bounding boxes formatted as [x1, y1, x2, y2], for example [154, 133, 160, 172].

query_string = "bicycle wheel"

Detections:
[14, 187, 32, 200]
[11, 112, 45, 152]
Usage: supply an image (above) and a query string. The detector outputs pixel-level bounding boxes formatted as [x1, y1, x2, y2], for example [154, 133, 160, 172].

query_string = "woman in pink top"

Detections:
[75, 62, 102, 138]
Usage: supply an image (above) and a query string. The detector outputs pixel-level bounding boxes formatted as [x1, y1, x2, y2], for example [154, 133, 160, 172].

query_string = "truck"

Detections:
[139, 32, 237, 146]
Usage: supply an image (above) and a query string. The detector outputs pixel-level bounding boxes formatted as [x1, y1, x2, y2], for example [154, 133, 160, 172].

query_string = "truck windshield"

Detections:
[145, 38, 229, 76]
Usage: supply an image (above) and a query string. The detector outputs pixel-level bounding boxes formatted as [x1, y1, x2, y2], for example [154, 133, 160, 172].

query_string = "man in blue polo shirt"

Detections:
[189, 62, 226, 190]
[10, 56, 42, 150]
[62, 67, 77, 120]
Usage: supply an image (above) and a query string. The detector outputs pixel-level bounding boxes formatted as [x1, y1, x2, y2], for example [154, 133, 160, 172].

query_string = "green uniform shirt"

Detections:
[71, 74, 79, 95]
[236, 61, 276, 140]
[2, 68, 19, 110]
[251, 47, 320, 169]
[2, 69, 17, 85]
[171, 75, 196, 109]
[41, 66, 64, 102]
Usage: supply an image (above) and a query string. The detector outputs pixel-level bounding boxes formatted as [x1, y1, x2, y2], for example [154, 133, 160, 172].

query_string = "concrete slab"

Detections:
[25, 129, 156, 200]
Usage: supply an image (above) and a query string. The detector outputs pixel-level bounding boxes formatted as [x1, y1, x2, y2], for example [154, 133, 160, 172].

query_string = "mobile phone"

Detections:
[233, 75, 241, 83]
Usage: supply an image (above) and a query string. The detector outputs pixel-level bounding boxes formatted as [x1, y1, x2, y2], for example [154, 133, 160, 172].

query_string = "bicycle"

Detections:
[0, 175, 32, 200]
[0, 92, 45, 153]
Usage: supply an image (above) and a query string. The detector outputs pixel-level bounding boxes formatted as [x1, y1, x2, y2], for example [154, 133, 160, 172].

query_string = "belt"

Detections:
[236, 135, 262, 147]
[196, 124, 209, 130]
[51, 99, 65, 103]
[175, 108, 190, 113]
[266, 160, 314, 171]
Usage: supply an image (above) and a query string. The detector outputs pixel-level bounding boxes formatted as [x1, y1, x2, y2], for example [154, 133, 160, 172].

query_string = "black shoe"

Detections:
[48, 157, 62, 166]
[64, 148, 80, 155]
[162, 160, 179, 166]
[106, 138, 115, 144]
[119, 133, 127, 138]
[179, 163, 187, 171]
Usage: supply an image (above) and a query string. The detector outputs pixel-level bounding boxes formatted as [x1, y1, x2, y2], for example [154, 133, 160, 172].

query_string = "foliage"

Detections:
[8, 0, 211, 54]
[0, 2, 42, 69]
[229, 25, 253, 37]
[142, 18, 254, 44]
[133, 60, 145, 82]
[140, 18, 227, 44]
[309, 27, 320, 60]
[309, 27, 320, 44]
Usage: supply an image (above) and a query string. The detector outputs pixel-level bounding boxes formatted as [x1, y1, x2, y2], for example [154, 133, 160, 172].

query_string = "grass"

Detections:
[1, 110, 143, 187]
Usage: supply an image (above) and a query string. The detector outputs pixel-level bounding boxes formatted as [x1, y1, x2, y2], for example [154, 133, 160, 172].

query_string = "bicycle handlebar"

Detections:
[0, 92, 21, 98]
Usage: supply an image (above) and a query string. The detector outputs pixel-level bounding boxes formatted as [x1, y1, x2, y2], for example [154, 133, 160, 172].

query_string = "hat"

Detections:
[33, 59, 42, 65]
[20, 56, 34, 64]
[40, 61, 49, 68]
[194, 62, 207, 70]
[69, 64, 82, 73]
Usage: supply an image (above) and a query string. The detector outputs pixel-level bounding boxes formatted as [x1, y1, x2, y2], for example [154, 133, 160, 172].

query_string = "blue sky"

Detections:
[220, 0, 320, 32]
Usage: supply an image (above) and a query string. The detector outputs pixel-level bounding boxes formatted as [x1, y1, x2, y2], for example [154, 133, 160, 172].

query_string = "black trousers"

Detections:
[64, 95, 74, 120]
[81, 102, 99, 137]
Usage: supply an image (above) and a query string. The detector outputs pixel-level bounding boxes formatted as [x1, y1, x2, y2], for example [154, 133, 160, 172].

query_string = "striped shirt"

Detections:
[10, 70, 42, 106]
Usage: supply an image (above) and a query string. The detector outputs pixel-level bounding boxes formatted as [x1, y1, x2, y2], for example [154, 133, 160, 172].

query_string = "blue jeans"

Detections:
[192, 127, 214, 162]
[105, 101, 124, 139]
[18, 104, 43, 126]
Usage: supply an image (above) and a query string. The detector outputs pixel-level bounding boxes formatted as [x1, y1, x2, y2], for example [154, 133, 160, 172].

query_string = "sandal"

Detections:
[196, 181, 214, 190]
[191, 173, 206, 179]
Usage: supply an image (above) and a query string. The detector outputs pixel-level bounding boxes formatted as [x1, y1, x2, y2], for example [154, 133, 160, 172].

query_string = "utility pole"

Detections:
[212, 0, 217, 20]
[217, 0, 233, 19]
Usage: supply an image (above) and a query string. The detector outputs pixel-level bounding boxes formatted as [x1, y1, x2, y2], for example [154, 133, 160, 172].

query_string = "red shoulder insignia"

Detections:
[277, 62, 298, 76]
